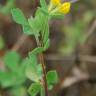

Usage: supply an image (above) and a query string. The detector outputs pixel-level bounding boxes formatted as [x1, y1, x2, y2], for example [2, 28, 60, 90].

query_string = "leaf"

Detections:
[46, 70, 58, 90]
[23, 25, 33, 35]
[42, 21, 49, 44]
[0, 35, 5, 49]
[37, 64, 43, 80]
[35, 9, 48, 26]
[3, 51, 20, 71]
[40, 0, 47, 9]
[0, 71, 25, 88]
[34, 9, 49, 37]
[25, 56, 38, 82]
[47, 70, 58, 84]
[28, 83, 41, 96]
[28, 15, 42, 34]
[31, 47, 44, 54]
[25, 54, 42, 82]
[26, 67, 40, 82]
[44, 39, 50, 51]
[11, 86, 27, 96]
[11, 8, 28, 25]
[50, 13, 64, 20]
[28, 54, 38, 67]
[40, 86, 45, 96]
[0, 72, 15, 87]
[25, 51, 43, 82]
[39, 8, 49, 16]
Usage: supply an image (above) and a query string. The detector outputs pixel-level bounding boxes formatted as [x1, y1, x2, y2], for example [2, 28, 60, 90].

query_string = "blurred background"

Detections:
[0, 0, 96, 96]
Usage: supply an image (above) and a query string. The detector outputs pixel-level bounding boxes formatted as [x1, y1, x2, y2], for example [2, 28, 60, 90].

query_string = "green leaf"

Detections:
[0, 72, 15, 87]
[28, 83, 41, 96]
[3, 51, 20, 71]
[47, 71, 58, 84]
[40, 86, 45, 96]
[0, 36, 5, 49]
[35, 9, 48, 26]
[11, 86, 27, 96]
[47, 70, 58, 90]
[50, 13, 64, 20]
[34, 9, 49, 37]
[37, 64, 43, 80]
[25, 52, 43, 82]
[39, 8, 49, 16]
[26, 64, 42, 82]
[28, 16, 41, 35]
[48, 85, 53, 90]
[44, 39, 50, 51]
[23, 25, 33, 35]
[42, 21, 49, 44]
[25, 56, 38, 82]
[11, 8, 28, 25]
[25, 54, 42, 82]
[0, 71, 25, 88]
[31, 47, 44, 54]
[19, 59, 28, 75]
[26, 67, 40, 82]
[40, 0, 47, 9]
[29, 54, 38, 66]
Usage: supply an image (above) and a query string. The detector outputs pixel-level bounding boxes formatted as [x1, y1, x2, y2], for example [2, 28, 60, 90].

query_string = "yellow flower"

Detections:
[51, 0, 61, 6]
[58, 2, 71, 14]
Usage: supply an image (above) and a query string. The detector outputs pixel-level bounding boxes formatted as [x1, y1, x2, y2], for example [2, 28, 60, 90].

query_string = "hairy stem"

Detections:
[35, 35, 48, 96]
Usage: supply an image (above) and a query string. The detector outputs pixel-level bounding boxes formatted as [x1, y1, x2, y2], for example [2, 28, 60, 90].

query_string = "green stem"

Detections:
[35, 35, 48, 96]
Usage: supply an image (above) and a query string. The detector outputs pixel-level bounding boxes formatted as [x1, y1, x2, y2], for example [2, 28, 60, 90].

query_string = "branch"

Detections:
[60, 66, 89, 88]
[84, 20, 96, 44]
[45, 54, 96, 63]
[11, 35, 28, 51]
